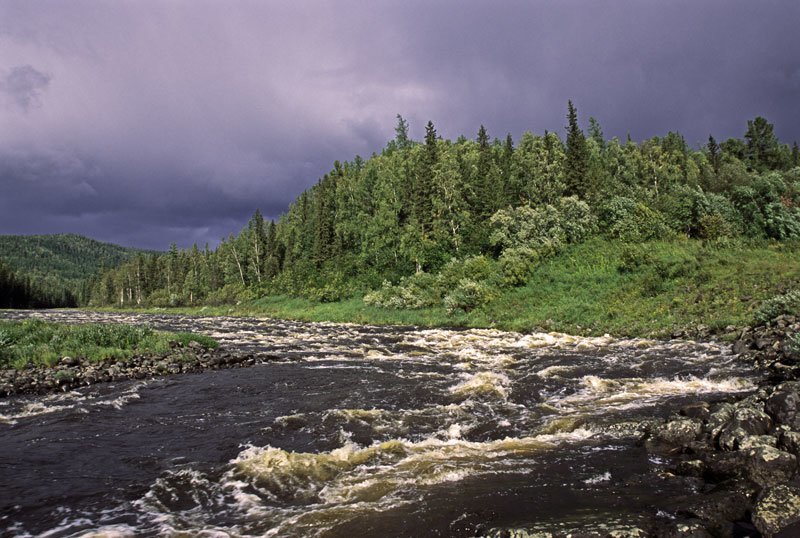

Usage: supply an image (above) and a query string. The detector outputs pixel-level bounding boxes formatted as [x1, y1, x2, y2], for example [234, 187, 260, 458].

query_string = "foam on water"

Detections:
[0, 310, 762, 537]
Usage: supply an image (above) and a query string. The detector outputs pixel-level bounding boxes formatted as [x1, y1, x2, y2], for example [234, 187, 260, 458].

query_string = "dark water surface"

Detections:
[0, 311, 760, 537]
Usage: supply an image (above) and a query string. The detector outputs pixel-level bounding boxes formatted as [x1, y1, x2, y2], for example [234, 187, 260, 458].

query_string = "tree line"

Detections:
[89, 103, 800, 308]
[0, 258, 78, 308]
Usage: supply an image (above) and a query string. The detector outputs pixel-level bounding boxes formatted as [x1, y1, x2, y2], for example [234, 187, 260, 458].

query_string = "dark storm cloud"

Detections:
[0, 0, 798, 249]
[0, 65, 51, 111]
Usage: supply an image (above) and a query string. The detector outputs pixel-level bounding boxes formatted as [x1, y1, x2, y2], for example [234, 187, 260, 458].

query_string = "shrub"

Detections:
[439, 256, 496, 289]
[489, 197, 595, 254]
[599, 196, 671, 242]
[556, 196, 597, 244]
[443, 278, 497, 314]
[498, 247, 539, 286]
[754, 291, 800, 324]
[363, 273, 441, 309]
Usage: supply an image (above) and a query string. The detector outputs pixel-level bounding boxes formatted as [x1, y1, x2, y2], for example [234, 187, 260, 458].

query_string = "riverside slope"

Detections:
[0, 310, 771, 537]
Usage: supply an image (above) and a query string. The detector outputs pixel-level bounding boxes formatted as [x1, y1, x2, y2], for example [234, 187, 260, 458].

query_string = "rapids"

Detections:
[0, 310, 760, 537]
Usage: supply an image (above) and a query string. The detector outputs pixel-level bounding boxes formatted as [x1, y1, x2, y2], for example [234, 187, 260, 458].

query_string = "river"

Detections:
[0, 311, 760, 537]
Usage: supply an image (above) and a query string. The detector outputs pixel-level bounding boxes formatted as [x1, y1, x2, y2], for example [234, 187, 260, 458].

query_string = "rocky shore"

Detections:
[0, 340, 270, 398]
[646, 315, 800, 537]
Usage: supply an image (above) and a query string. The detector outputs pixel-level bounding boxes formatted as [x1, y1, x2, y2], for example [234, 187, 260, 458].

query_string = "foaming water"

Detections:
[0, 310, 760, 537]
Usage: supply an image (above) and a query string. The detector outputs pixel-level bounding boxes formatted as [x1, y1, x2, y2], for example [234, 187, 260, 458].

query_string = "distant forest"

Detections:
[59, 105, 800, 310]
[0, 234, 152, 308]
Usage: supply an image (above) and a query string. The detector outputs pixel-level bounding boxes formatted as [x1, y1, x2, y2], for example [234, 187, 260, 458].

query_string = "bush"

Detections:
[754, 291, 800, 324]
[498, 247, 538, 286]
[443, 278, 497, 314]
[439, 256, 496, 289]
[489, 197, 595, 254]
[599, 196, 671, 242]
[363, 273, 441, 309]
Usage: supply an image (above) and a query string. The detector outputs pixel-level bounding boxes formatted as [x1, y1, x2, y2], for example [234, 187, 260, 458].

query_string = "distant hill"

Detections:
[0, 234, 158, 306]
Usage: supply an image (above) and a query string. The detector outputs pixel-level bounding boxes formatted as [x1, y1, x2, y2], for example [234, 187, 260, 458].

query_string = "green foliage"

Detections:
[77, 112, 800, 321]
[754, 291, 800, 325]
[0, 319, 217, 369]
[444, 278, 498, 314]
[0, 234, 155, 307]
[489, 197, 594, 255]
[599, 196, 671, 242]
[498, 247, 539, 287]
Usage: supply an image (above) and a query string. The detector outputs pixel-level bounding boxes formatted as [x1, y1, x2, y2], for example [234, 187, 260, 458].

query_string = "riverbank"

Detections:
[0, 338, 260, 397]
[90, 238, 800, 339]
[644, 314, 800, 536]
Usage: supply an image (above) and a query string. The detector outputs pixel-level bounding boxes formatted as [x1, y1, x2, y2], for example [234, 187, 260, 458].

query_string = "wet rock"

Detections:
[677, 489, 751, 533]
[717, 426, 750, 451]
[779, 431, 800, 457]
[738, 435, 777, 450]
[745, 446, 797, 487]
[651, 519, 714, 538]
[680, 402, 710, 421]
[765, 388, 800, 428]
[706, 403, 736, 438]
[752, 484, 800, 537]
[676, 459, 705, 478]
[653, 418, 703, 447]
[731, 406, 772, 436]
[702, 452, 748, 482]
[60, 356, 78, 366]
[732, 339, 751, 355]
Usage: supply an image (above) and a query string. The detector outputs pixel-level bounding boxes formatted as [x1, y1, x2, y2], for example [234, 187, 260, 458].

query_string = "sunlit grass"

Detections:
[0, 319, 218, 369]
[84, 238, 800, 338]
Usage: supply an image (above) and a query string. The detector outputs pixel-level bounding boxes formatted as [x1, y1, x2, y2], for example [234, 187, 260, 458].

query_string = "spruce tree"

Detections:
[475, 124, 495, 218]
[564, 100, 589, 198]
[588, 117, 605, 149]
[792, 141, 799, 167]
[707, 135, 721, 173]
[394, 114, 411, 150]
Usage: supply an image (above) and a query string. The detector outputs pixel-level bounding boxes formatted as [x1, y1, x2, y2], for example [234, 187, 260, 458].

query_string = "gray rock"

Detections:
[745, 446, 797, 487]
[731, 406, 772, 436]
[679, 489, 750, 531]
[680, 402, 711, 421]
[765, 388, 800, 428]
[654, 418, 703, 446]
[780, 431, 800, 457]
[706, 403, 736, 438]
[752, 484, 800, 537]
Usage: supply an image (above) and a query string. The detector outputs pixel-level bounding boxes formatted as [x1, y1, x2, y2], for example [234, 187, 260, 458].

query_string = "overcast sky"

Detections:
[1, 1, 799, 250]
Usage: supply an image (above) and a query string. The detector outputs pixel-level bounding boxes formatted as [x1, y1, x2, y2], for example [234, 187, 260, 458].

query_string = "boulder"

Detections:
[680, 402, 711, 421]
[745, 446, 797, 487]
[731, 407, 772, 436]
[752, 484, 800, 537]
[653, 418, 702, 447]
[779, 431, 800, 457]
[678, 489, 751, 532]
[765, 388, 800, 428]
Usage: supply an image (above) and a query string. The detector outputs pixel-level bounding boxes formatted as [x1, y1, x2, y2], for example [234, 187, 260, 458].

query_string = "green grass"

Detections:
[0, 319, 218, 369]
[87, 238, 800, 338]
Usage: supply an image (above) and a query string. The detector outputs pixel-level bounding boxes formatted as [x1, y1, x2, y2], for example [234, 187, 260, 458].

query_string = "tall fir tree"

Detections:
[564, 100, 589, 198]
[707, 135, 721, 173]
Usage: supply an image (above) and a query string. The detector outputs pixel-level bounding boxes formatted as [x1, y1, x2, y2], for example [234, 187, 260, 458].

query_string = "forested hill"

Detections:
[90, 105, 800, 316]
[0, 234, 156, 308]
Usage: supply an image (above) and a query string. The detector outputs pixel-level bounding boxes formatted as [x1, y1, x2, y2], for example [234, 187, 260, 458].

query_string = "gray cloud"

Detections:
[1, 65, 50, 111]
[0, 0, 798, 249]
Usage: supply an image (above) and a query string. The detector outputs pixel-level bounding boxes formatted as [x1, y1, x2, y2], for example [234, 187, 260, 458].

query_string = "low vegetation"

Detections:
[98, 237, 800, 339]
[0, 319, 217, 369]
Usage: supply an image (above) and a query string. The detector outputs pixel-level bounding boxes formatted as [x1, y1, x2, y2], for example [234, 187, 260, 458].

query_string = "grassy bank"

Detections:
[90, 238, 800, 338]
[0, 319, 218, 369]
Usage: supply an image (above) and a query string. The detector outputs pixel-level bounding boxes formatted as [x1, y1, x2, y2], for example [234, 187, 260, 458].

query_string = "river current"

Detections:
[0, 311, 760, 537]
